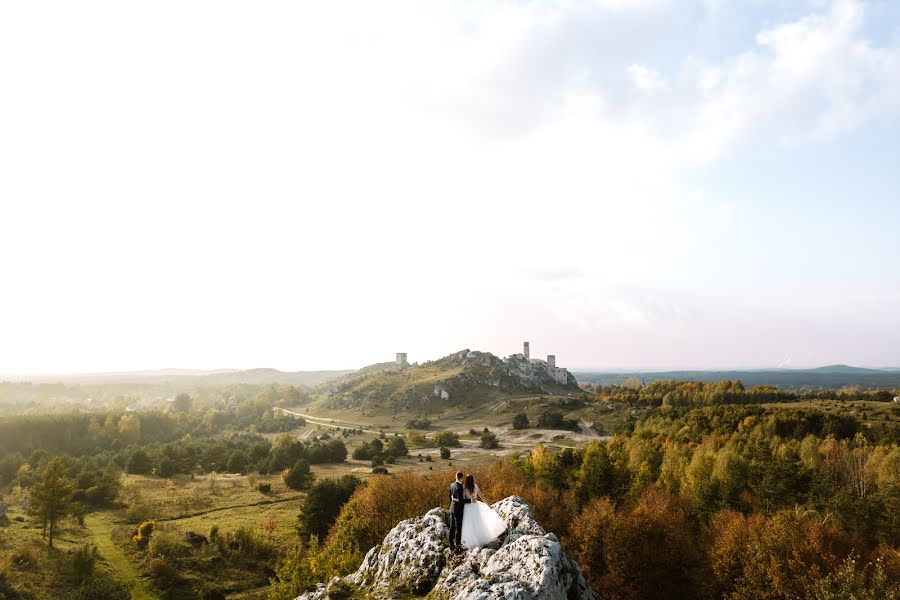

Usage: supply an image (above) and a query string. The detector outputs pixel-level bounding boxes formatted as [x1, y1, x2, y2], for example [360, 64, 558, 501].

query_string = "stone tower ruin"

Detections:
[396, 352, 408, 366]
[523, 341, 530, 360]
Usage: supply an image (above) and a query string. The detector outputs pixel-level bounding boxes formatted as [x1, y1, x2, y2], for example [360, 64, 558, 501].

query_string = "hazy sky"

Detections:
[2, 0, 900, 374]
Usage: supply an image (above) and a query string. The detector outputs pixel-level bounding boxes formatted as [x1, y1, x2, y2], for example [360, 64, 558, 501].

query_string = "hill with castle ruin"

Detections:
[315, 345, 579, 414]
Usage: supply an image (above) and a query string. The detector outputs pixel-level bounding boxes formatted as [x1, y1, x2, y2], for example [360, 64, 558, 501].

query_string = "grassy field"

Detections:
[0, 494, 94, 598]
[84, 512, 159, 600]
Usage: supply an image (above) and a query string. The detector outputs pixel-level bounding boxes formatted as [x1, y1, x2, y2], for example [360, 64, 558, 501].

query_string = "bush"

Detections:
[433, 431, 460, 447]
[372, 466, 389, 474]
[480, 431, 499, 449]
[147, 530, 191, 559]
[72, 571, 131, 600]
[133, 520, 154, 548]
[406, 419, 431, 429]
[537, 410, 578, 431]
[147, 556, 178, 586]
[439, 447, 451, 460]
[67, 544, 96, 584]
[221, 526, 274, 561]
[371, 455, 385, 468]
[258, 483, 272, 494]
[513, 412, 530, 430]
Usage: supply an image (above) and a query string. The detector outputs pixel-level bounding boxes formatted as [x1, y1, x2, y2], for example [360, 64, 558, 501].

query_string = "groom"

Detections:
[448, 471, 470, 552]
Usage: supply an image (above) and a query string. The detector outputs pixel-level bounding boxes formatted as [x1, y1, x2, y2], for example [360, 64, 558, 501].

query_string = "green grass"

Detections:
[84, 512, 159, 600]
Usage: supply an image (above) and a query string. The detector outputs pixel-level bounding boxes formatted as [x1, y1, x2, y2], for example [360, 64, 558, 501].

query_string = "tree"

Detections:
[283, 459, 313, 490]
[172, 393, 193, 412]
[297, 475, 361, 542]
[117, 414, 141, 445]
[512, 412, 529, 430]
[127, 450, 153, 475]
[227, 451, 247, 474]
[384, 436, 408, 458]
[29, 457, 76, 547]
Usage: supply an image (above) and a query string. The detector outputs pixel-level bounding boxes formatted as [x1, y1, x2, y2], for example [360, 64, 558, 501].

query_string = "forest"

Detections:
[0, 381, 897, 599]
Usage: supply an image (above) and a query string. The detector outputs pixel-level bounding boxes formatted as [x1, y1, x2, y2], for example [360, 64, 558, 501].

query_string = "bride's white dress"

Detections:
[460, 485, 506, 549]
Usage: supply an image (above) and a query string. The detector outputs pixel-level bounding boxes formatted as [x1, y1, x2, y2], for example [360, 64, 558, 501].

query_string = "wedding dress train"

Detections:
[460, 490, 506, 549]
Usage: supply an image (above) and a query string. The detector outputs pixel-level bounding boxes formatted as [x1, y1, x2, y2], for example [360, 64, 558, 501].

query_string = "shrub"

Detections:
[537, 410, 578, 431]
[480, 431, 499, 449]
[209, 524, 219, 543]
[371, 455, 385, 468]
[67, 544, 96, 584]
[10, 547, 39, 568]
[433, 431, 460, 447]
[257, 483, 272, 494]
[72, 571, 131, 600]
[147, 556, 178, 586]
[513, 412, 530, 430]
[147, 530, 191, 559]
[439, 447, 451, 460]
[372, 467, 389, 475]
[222, 526, 274, 561]
[406, 419, 431, 429]
[133, 520, 154, 549]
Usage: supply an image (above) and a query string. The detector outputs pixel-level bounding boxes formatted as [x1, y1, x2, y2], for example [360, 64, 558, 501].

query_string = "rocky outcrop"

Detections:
[321, 350, 580, 413]
[294, 496, 595, 600]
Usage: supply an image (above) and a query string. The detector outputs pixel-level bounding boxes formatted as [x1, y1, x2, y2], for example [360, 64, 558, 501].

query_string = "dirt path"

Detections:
[84, 513, 159, 600]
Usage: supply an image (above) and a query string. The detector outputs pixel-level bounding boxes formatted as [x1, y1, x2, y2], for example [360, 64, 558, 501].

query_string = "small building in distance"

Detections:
[396, 353, 408, 367]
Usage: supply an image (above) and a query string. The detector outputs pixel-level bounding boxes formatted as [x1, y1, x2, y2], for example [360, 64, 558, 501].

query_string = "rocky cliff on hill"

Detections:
[294, 496, 595, 600]
[320, 350, 580, 413]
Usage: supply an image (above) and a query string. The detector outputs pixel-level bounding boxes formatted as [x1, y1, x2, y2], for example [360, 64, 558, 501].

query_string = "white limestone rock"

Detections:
[293, 496, 594, 600]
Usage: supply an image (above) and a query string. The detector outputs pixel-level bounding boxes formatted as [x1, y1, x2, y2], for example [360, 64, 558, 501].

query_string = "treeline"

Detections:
[1, 433, 348, 492]
[136, 432, 346, 477]
[0, 385, 310, 458]
[589, 379, 900, 407]
[625, 404, 898, 444]
[269, 406, 899, 600]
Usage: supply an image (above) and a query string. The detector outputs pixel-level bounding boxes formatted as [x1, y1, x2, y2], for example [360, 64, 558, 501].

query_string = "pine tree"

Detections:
[29, 457, 76, 547]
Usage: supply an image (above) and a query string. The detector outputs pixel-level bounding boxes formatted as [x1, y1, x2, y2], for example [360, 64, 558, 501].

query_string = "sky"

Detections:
[1, 0, 899, 374]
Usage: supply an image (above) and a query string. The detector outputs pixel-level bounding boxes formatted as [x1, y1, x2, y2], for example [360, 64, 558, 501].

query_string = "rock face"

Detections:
[321, 349, 580, 412]
[294, 496, 595, 600]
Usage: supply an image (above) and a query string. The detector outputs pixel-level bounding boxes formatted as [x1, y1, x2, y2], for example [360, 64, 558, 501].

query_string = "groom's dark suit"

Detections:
[448, 480, 470, 550]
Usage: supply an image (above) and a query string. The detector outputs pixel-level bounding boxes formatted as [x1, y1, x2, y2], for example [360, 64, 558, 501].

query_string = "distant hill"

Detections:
[316, 349, 580, 413]
[13, 368, 354, 387]
[573, 366, 900, 390]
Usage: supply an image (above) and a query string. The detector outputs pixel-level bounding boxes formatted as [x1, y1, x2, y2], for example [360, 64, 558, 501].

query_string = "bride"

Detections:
[459, 474, 506, 549]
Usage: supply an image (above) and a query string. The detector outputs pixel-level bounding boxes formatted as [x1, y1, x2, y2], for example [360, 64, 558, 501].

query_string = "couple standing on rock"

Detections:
[448, 471, 507, 552]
